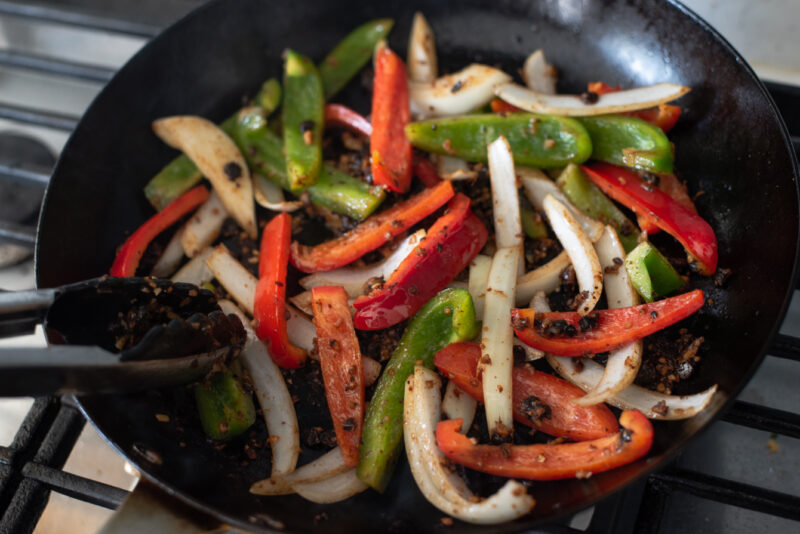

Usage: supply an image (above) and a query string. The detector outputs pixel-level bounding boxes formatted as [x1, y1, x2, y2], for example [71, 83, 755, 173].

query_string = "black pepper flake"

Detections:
[299, 120, 315, 133]
[641, 172, 661, 187]
[342, 417, 356, 431]
[520, 395, 552, 424]
[578, 314, 599, 332]
[431, 124, 438, 131]
[580, 91, 599, 104]
[620, 427, 632, 443]
[223, 161, 242, 181]
[650, 310, 658, 319]
[451, 80, 464, 93]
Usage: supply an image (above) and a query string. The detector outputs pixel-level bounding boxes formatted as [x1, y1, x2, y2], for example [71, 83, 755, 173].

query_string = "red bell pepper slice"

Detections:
[370, 46, 413, 193]
[512, 289, 704, 356]
[311, 285, 365, 468]
[490, 98, 523, 114]
[434, 342, 618, 441]
[411, 155, 442, 188]
[255, 213, 307, 369]
[352, 193, 487, 330]
[290, 180, 454, 273]
[587, 82, 682, 133]
[110, 185, 209, 277]
[324, 103, 372, 137]
[636, 173, 698, 235]
[435, 410, 653, 481]
[582, 163, 718, 274]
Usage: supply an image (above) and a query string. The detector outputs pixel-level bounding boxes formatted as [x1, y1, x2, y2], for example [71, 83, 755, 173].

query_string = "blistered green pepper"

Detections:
[283, 50, 324, 191]
[318, 18, 394, 99]
[556, 163, 639, 252]
[356, 288, 480, 492]
[624, 241, 684, 302]
[578, 114, 673, 174]
[194, 360, 256, 440]
[256, 78, 281, 114]
[405, 113, 592, 169]
[520, 205, 548, 239]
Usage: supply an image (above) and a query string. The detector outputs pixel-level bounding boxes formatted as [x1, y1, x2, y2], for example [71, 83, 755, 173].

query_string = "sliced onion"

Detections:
[410, 64, 512, 118]
[442, 381, 477, 433]
[298, 230, 426, 298]
[292, 468, 368, 504]
[495, 81, 690, 116]
[362, 356, 382, 387]
[251, 447, 349, 496]
[407, 11, 437, 83]
[480, 246, 520, 437]
[435, 154, 478, 180]
[543, 195, 602, 316]
[219, 300, 299, 478]
[547, 355, 718, 420]
[531, 290, 551, 313]
[152, 116, 257, 237]
[519, 167, 604, 242]
[575, 226, 642, 406]
[171, 247, 213, 285]
[286, 305, 316, 352]
[515, 251, 570, 305]
[181, 191, 228, 258]
[205, 244, 258, 314]
[253, 174, 303, 212]
[151, 227, 186, 278]
[521, 49, 557, 94]
[514, 337, 543, 361]
[404, 366, 535, 524]
[468, 254, 492, 320]
[488, 136, 522, 251]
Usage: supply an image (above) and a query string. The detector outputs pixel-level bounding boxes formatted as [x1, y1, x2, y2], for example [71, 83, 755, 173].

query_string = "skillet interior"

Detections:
[35, 0, 799, 531]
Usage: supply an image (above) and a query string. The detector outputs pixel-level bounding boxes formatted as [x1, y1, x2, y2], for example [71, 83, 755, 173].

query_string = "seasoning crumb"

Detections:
[154, 413, 170, 423]
[767, 433, 780, 454]
[579, 91, 599, 104]
[441, 517, 454, 526]
[543, 138, 556, 149]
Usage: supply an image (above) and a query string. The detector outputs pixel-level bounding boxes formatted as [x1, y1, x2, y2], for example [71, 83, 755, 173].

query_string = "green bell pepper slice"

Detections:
[556, 163, 639, 252]
[578, 114, 674, 174]
[194, 360, 256, 440]
[356, 288, 480, 492]
[520, 205, 548, 239]
[318, 18, 394, 99]
[256, 78, 281, 114]
[283, 50, 324, 191]
[405, 113, 592, 169]
[624, 241, 684, 302]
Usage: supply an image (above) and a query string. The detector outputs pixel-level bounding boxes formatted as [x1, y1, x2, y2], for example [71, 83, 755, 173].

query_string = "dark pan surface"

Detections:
[35, 0, 799, 531]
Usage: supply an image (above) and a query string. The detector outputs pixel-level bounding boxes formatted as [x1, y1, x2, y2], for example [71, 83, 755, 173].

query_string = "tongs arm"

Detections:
[0, 287, 56, 338]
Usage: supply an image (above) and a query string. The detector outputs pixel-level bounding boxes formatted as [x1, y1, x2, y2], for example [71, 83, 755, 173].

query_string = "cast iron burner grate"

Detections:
[0, 1, 799, 533]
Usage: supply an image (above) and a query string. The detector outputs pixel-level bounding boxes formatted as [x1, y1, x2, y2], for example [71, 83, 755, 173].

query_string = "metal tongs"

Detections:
[0, 276, 245, 396]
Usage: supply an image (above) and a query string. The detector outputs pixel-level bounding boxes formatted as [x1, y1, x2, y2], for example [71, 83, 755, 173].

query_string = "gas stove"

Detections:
[0, 1, 798, 533]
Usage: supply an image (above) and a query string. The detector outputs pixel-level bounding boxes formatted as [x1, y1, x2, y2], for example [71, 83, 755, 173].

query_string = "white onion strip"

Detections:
[410, 64, 512, 118]
[480, 246, 520, 437]
[205, 244, 257, 314]
[515, 250, 570, 306]
[251, 447, 349, 496]
[468, 254, 492, 320]
[298, 230, 426, 298]
[292, 468, 368, 504]
[181, 191, 228, 258]
[543, 195, 602, 316]
[407, 11, 437, 83]
[442, 381, 477, 433]
[253, 174, 303, 212]
[488, 136, 523, 250]
[151, 227, 186, 278]
[286, 305, 316, 351]
[495, 81, 690, 116]
[575, 226, 642, 405]
[219, 300, 299, 478]
[171, 247, 214, 285]
[519, 168, 604, 242]
[547, 356, 718, 420]
[435, 155, 478, 180]
[404, 366, 535, 524]
[521, 49, 557, 94]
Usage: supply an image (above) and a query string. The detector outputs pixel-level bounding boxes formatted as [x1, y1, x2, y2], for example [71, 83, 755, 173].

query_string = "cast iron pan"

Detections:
[34, 0, 800, 531]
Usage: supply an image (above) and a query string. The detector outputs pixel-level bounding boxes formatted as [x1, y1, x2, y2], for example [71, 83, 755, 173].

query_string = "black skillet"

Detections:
[33, 0, 800, 531]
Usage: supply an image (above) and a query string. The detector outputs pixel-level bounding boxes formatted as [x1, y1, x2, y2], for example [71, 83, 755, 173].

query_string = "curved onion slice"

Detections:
[253, 174, 303, 212]
[520, 168, 604, 241]
[410, 64, 512, 118]
[292, 468, 367, 504]
[488, 136, 522, 251]
[547, 355, 718, 420]
[219, 300, 299, 478]
[181, 191, 228, 258]
[205, 244, 257, 314]
[442, 381, 477, 433]
[480, 246, 520, 437]
[515, 250, 570, 306]
[495, 81, 690, 117]
[407, 12, 437, 83]
[521, 49, 557, 94]
[298, 230, 426, 298]
[575, 226, 642, 406]
[543, 195, 602, 315]
[151, 227, 186, 278]
[251, 446, 349, 496]
[468, 254, 492, 319]
[152, 116, 257, 237]
[404, 366, 535, 524]
[171, 247, 213, 285]
[435, 155, 478, 180]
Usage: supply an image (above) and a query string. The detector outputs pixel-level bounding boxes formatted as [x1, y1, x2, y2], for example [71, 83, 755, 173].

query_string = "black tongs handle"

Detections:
[0, 287, 56, 338]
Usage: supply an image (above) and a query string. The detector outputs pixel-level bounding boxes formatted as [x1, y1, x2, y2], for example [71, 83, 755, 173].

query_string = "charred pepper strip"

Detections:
[577, 114, 674, 174]
[110, 185, 209, 276]
[318, 18, 394, 99]
[357, 288, 480, 492]
[290, 180, 454, 273]
[435, 410, 653, 480]
[434, 342, 618, 441]
[283, 50, 324, 191]
[556, 164, 639, 252]
[353, 194, 488, 330]
[194, 360, 256, 440]
[405, 113, 592, 168]
[624, 241, 684, 302]
[511, 289, 705, 356]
